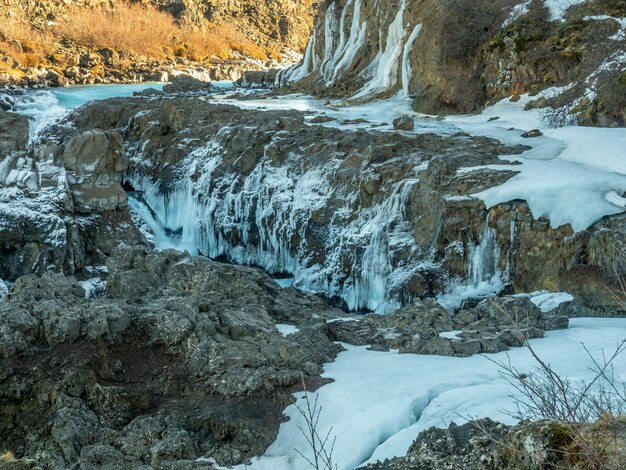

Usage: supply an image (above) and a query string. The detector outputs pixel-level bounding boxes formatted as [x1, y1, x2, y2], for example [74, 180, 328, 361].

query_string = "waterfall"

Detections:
[128, 137, 431, 313]
[352, 0, 407, 100]
[437, 222, 506, 310]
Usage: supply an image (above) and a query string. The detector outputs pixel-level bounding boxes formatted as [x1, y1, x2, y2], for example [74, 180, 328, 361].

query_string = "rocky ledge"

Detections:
[0, 245, 343, 469]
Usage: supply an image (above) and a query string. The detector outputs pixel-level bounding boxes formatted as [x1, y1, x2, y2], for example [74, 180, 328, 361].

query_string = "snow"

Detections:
[215, 318, 626, 470]
[544, 0, 586, 21]
[275, 324, 300, 337]
[584, 15, 626, 41]
[80, 278, 107, 299]
[439, 330, 462, 340]
[448, 91, 626, 232]
[525, 291, 574, 312]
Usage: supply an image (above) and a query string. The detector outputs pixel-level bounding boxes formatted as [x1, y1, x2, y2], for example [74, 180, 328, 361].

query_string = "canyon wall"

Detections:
[279, 0, 626, 125]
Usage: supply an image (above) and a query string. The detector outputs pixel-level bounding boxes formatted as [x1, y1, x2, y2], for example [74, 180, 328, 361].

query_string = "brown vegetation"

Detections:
[0, 1, 273, 74]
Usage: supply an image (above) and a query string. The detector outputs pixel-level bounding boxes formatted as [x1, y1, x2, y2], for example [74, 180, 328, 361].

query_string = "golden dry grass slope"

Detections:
[0, 0, 316, 82]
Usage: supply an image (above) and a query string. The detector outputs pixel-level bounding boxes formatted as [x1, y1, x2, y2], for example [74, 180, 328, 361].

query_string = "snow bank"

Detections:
[218, 318, 626, 470]
[448, 91, 626, 231]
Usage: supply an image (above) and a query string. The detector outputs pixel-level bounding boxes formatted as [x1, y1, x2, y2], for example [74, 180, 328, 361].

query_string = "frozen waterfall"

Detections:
[128, 139, 431, 314]
[437, 223, 506, 310]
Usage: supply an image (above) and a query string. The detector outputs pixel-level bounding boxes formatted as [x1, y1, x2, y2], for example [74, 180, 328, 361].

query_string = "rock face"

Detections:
[279, 0, 626, 125]
[0, 245, 343, 469]
[0, 117, 141, 281]
[33, 94, 621, 317]
[367, 417, 626, 470]
[0, 109, 28, 154]
[63, 130, 129, 212]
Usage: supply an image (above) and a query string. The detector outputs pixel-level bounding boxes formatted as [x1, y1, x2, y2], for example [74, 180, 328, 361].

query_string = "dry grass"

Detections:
[0, 1, 270, 71]
[0, 11, 56, 67]
[55, 2, 268, 62]
[0, 450, 15, 462]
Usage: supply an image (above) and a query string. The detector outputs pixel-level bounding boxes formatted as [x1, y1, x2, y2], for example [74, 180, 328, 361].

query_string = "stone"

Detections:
[521, 129, 543, 138]
[62, 129, 129, 212]
[163, 74, 211, 94]
[393, 115, 415, 131]
[0, 109, 29, 155]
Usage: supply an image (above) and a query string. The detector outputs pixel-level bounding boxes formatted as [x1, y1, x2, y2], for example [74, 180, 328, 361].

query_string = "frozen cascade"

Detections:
[437, 223, 506, 310]
[129, 139, 431, 313]
[401, 24, 423, 98]
[352, 0, 407, 100]
[278, 0, 424, 100]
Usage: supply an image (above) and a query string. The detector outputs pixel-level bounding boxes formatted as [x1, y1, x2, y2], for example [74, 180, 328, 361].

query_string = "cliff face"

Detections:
[279, 0, 626, 124]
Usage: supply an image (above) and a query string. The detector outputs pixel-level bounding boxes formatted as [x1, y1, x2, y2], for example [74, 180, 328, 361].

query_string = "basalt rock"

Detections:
[279, 0, 626, 124]
[0, 245, 343, 469]
[62, 129, 129, 212]
[0, 108, 29, 155]
[162, 74, 211, 94]
[0, 122, 142, 281]
[328, 296, 569, 357]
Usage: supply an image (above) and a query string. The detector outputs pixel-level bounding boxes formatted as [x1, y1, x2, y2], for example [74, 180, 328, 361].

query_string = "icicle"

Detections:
[401, 24, 422, 98]
[351, 0, 407, 100]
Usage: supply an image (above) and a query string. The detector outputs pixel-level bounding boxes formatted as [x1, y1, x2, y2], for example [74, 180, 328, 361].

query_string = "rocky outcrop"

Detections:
[328, 296, 569, 356]
[367, 417, 626, 470]
[0, 117, 142, 281]
[0, 245, 343, 469]
[279, 0, 626, 124]
[0, 109, 28, 155]
[40, 94, 623, 316]
[63, 130, 129, 213]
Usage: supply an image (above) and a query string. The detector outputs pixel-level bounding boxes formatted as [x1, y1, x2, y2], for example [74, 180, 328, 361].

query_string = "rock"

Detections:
[0, 109, 29, 155]
[0, 245, 343, 468]
[236, 69, 279, 88]
[62, 129, 129, 212]
[163, 74, 211, 94]
[363, 419, 510, 470]
[393, 115, 415, 131]
[521, 129, 543, 138]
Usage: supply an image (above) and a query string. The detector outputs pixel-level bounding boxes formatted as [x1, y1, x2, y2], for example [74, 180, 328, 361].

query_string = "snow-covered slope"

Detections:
[218, 318, 626, 470]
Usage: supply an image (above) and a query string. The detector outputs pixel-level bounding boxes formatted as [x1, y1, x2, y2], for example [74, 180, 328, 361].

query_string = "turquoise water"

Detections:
[8, 83, 164, 139]
[51, 83, 164, 108]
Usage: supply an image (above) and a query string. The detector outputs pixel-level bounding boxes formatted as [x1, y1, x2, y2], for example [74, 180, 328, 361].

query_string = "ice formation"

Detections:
[128, 139, 432, 313]
[352, 0, 407, 100]
[279, 0, 424, 101]
[437, 223, 506, 310]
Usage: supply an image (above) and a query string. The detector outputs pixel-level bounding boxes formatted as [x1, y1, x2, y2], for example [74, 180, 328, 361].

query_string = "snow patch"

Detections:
[275, 324, 300, 337]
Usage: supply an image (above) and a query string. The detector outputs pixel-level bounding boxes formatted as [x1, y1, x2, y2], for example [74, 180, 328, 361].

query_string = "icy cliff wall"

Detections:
[279, 0, 626, 124]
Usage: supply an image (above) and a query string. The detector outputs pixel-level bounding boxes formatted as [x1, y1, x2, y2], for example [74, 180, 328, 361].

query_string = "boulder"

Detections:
[163, 74, 211, 94]
[393, 115, 415, 131]
[62, 129, 129, 212]
[0, 109, 29, 155]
